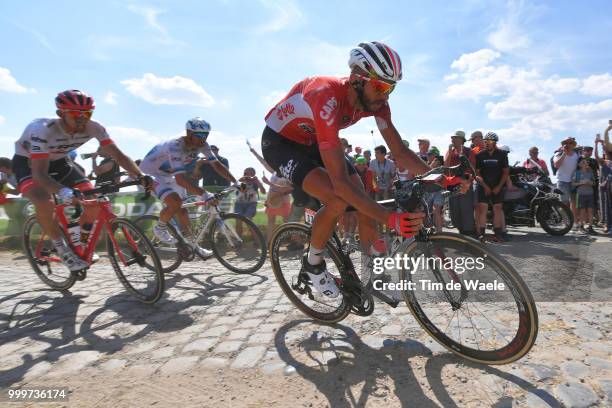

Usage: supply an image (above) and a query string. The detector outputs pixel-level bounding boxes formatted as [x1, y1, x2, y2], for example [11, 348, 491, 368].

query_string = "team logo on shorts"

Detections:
[279, 159, 298, 181]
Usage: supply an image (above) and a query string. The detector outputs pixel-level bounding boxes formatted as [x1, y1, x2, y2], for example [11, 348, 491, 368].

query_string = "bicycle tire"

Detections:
[399, 232, 538, 364]
[269, 222, 351, 323]
[208, 212, 266, 274]
[22, 215, 77, 290]
[106, 218, 165, 304]
[133, 214, 183, 274]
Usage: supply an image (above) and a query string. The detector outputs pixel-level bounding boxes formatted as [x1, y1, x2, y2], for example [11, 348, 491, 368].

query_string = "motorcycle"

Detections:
[497, 164, 574, 235]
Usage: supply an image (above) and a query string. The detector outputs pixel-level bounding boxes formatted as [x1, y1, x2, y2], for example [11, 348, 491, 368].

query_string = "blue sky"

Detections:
[1, 0, 612, 176]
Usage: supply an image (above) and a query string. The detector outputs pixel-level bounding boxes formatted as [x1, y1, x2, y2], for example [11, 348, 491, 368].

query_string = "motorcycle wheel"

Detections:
[536, 200, 573, 236]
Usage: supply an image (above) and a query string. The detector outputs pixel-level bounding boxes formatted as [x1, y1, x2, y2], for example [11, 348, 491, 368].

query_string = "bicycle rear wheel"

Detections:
[133, 214, 183, 274]
[106, 218, 164, 304]
[22, 215, 76, 290]
[207, 213, 266, 274]
[398, 232, 538, 364]
[269, 222, 350, 323]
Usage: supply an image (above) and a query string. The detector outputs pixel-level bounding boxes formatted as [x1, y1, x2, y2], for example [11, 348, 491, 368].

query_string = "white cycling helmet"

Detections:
[349, 41, 402, 82]
[186, 117, 211, 133]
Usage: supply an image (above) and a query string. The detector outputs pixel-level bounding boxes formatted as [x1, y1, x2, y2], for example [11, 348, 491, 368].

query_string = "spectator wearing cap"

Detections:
[475, 132, 510, 241]
[417, 138, 430, 162]
[444, 131, 476, 236]
[370, 145, 396, 200]
[355, 156, 375, 199]
[340, 138, 355, 164]
[553, 137, 580, 216]
[470, 131, 485, 155]
[199, 145, 231, 189]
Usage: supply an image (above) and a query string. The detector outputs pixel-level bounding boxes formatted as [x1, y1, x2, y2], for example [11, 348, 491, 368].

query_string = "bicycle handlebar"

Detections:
[70, 177, 151, 219]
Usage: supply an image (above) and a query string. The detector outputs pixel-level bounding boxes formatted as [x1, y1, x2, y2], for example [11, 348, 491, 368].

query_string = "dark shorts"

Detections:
[12, 154, 92, 194]
[261, 126, 357, 188]
[576, 194, 594, 209]
[234, 201, 257, 218]
[477, 185, 505, 204]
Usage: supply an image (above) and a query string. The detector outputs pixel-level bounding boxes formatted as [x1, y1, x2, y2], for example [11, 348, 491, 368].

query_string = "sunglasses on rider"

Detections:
[355, 74, 396, 95]
[191, 131, 209, 139]
[62, 110, 94, 119]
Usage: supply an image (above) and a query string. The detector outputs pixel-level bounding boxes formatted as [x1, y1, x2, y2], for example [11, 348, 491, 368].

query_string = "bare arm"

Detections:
[379, 121, 430, 176]
[553, 151, 565, 169]
[211, 160, 237, 184]
[319, 146, 389, 224]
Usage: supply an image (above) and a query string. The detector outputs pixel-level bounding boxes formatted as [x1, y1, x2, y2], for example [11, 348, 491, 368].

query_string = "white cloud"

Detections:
[255, 0, 305, 33]
[105, 91, 118, 105]
[444, 48, 612, 147]
[0, 67, 33, 93]
[580, 73, 612, 97]
[487, 21, 530, 53]
[121, 73, 215, 107]
[451, 49, 500, 72]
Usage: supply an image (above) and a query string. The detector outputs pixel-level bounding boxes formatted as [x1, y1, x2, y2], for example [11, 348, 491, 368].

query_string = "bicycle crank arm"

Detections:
[125, 253, 147, 267]
[370, 289, 400, 307]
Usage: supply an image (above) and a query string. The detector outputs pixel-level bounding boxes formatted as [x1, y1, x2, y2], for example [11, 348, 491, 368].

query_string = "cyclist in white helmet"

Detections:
[140, 117, 237, 258]
[261, 41, 438, 297]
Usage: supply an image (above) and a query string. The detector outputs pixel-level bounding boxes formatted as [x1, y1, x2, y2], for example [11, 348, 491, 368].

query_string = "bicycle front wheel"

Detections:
[22, 215, 76, 290]
[207, 213, 266, 274]
[133, 214, 183, 274]
[398, 232, 538, 364]
[269, 222, 351, 323]
[106, 218, 164, 304]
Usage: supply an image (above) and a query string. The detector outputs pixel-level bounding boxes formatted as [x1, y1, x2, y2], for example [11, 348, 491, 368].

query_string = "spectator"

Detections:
[340, 138, 354, 163]
[355, 156, 375, 198]
[553, 137, 580, 217]
[363, 150, 372, 166]
[523, 146, 549, 180]
[0, 157, 18, 194]
[444, 131, 475, 236]
[234, 167, 265, 236]
[263, 172, 293, 243]
[369, 145, 395, 200]
[200, 145, 231, 189]
[91, 146, 121, 187]
[396, 141, 413, 182]
[475, 132, 510, 241]
[581, 146, 600, 221]
[470, 131, 484, 154]
[426, 148, 445, 231]
[354, 146, 363, 158]
[417, 138, 430, 161]
[595, 129, 612, 233]
[571, 157, 596, 233]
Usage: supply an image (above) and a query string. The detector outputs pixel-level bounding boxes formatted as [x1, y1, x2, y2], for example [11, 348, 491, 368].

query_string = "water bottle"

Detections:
[67, 222, 81, 247]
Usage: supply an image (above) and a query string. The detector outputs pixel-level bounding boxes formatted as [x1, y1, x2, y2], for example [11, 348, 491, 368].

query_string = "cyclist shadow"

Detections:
[0, 290, 86, 386]
[78, 270, 266, 350]
[274, 320, 559, 407]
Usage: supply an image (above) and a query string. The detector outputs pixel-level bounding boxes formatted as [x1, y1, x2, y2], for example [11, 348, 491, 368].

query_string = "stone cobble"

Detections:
[0, 226, 611, 406]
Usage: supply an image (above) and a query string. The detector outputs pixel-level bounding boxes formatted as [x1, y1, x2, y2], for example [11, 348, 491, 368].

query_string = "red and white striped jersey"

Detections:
[264, 76, 391, 151]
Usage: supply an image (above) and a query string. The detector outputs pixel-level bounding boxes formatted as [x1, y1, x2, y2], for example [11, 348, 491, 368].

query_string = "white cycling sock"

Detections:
[157, 220, 168, 228]
[307, 246, 324, 266]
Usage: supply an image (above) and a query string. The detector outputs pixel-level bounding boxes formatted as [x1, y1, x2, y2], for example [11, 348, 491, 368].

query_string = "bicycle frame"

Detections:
[35, 197, 138, 268]
[181, 198, 243, 247]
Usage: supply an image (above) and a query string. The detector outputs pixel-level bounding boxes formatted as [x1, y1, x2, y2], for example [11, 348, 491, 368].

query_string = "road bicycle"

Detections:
[135, 186, 266, 274]
[269, 158, 538, 364]
[22, 178, 164, 304]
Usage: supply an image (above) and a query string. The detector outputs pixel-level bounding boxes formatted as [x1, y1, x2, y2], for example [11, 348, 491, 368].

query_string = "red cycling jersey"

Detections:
[264, 76, 391, 151]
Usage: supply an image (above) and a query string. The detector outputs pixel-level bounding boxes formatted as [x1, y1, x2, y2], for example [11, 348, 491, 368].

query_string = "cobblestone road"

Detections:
[0, 226, 610, 407]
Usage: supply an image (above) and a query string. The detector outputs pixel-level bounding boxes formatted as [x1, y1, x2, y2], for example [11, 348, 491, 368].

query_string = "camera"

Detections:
[81, 153, 96, 160]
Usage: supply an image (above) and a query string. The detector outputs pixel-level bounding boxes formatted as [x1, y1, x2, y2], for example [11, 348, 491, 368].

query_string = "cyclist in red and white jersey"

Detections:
[262, 41, 431, 297]
[12, 90, 150, 272]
